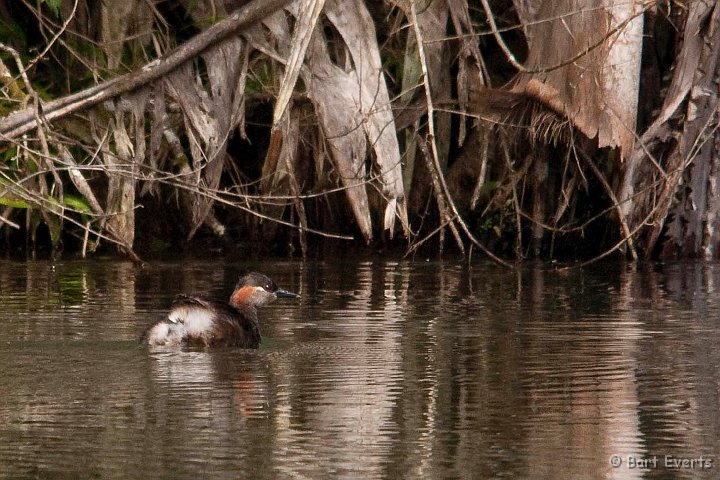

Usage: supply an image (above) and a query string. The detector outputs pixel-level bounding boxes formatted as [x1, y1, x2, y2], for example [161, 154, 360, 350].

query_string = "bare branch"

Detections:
[0, 0, 293, 140]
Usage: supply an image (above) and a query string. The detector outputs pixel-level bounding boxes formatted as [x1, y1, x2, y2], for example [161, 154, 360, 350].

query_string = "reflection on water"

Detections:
[1, 259, 720, 478]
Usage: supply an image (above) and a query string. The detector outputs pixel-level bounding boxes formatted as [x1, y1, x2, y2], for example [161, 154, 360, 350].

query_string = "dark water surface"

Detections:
[1, 259, 720, 479]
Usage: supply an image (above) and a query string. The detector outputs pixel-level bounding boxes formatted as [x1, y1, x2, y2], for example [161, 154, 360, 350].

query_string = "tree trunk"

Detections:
[620, 3, 720, 258]
[512, 0, 644, 158]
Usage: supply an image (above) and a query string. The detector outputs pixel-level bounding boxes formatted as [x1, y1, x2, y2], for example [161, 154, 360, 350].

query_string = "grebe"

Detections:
[144, 272, 299, 348]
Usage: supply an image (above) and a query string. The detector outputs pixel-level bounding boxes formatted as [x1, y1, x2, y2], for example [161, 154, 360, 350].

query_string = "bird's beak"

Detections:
[275, 289, 299, 299]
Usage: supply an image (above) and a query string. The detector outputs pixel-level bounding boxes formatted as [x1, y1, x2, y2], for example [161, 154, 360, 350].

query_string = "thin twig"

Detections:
[409, 1, 464, 254]
[0, 212, 20, 229]
[409, 0, 513, 268]
[556, 192, 666, 271]
[25, 0, 79, 73]
[576, 144, 637, 260]
[500, 141, 523, 260]
[479, 1, 649, 76]
[478, 0, 525, 72]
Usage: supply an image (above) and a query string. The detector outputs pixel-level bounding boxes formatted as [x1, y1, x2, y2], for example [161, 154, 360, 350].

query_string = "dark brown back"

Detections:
[170, 295, 261, 348]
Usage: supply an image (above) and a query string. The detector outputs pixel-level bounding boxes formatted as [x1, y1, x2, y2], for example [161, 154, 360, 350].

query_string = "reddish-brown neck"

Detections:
[230, 286, 255, 309]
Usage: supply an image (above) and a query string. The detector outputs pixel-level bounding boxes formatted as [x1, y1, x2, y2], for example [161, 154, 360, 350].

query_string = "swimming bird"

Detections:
[144, 272, 299, 348]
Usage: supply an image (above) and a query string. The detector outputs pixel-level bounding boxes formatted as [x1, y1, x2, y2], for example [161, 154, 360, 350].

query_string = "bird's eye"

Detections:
[265, 283, 272, 291]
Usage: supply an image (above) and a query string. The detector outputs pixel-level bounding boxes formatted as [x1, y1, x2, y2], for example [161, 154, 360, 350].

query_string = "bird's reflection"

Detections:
[148, 349, 271, 424]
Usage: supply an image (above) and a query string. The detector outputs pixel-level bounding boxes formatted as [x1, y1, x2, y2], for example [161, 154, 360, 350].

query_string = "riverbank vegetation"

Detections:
[0, 0, 716, 263]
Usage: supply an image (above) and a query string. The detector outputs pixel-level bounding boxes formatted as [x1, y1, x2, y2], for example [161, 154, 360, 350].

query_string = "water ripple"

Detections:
[0, 260, 719, 478]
